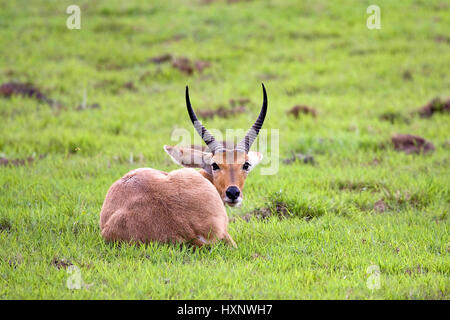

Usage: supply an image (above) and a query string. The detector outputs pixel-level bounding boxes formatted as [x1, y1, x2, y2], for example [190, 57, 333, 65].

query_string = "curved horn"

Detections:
[236, 83, 268, 153]
[185, 86, 223, 154]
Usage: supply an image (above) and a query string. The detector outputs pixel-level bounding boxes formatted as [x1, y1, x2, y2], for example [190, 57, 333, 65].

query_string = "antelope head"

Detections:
[164, 84, 268, 207]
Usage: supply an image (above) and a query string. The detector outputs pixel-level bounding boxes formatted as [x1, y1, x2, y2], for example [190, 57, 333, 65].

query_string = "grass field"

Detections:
[0, 0, 449, 299]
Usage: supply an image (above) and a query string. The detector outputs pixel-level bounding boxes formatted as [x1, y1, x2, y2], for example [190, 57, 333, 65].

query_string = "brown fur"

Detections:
[100, 167, 236, 248]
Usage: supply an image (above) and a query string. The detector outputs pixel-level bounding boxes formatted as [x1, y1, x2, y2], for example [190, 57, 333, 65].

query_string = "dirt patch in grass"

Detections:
[8, 254, 23, 269]
[51, 257, 73, 270]
[414, 97, 450, 118]
[287, 105, 318, 118]
[234, 192, 298, 222]
[236, 192, 322, 222]
[379, 112, 410, 124]
[405, 265, 428, 276]
[373, 199, 388, 213]
[0, 218, 12, 233]
[147, 54, 212, 75]
[0, 82, 63, 108]
[122, 81, 137, 92]
[167, 34, 187, 43]
[172, 57, 211, 75]
[402, 70, 413, 81]
[0, 82, 48, 101]
[171, 57, 194, 75]
[374, 189, 431, 213]
[148, 54, 173, 64]
[198, 105, 246, 119]
[229, 98, 251, 107]
[283, 152, 315, 165]
[391, 134, 435, 154]
[0, 154, 45, 167]
[197, 98, 249, 119]
[434, 35, 450, 43]
[389, 190, 430, 209]
[93, 80, 137, 94]
[241, 201, 292, 222]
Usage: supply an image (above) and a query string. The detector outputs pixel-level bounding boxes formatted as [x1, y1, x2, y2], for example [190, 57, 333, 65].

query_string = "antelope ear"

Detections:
[164, 145, 212, 171]
[247, 151, 263, 169]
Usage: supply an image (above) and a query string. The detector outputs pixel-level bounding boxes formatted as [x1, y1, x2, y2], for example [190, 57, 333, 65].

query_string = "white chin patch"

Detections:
[223, 197, 242, 207]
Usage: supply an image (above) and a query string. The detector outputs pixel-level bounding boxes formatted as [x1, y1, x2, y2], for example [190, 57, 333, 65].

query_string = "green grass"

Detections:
[0, 0, 449, 299]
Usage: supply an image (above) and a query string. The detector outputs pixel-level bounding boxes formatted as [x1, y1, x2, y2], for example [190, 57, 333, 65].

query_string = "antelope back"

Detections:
[100, 168, 235, 247]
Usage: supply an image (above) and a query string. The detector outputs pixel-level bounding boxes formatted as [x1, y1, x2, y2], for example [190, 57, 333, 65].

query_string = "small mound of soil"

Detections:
[0, 82, 63, 108]
[1, 156, 34, 167]
[198, 97, 250, 119]
[197, 109, 216, 119]
[172, 57, 194, 75]
[415, 97, 450, 118]
[241, 201, 291, 222]
[148, 54, 211, 75]
[404, 265, 428, 276]
[122, 81, 137, 91]
[391, 134, 435, 154]
[51, 257, 73, 270]
[148, 54, 173, 64]
[287, 105, 317, 118]
[0, 82, 48, 102]
[171, 57, 211, 75]
[198, 105, 246, 119]
[229, 98, 251, 107]
[402, 70, 413, 81]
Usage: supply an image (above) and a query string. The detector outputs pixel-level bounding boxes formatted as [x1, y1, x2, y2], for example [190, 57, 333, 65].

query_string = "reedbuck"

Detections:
[100, 84, 268, 247]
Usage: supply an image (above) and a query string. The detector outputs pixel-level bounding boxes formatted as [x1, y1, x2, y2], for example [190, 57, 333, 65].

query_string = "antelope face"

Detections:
[164, 146, 263, 207]
[164, 84, 268, 207]
[209, 150, 262, 207]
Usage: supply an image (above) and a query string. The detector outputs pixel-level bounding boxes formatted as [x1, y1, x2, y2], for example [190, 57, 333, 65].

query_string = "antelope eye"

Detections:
[212, 163, 220, 171]
[242, 162, 251, 171]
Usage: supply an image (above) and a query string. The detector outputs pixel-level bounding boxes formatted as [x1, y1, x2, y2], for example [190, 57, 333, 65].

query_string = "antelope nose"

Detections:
[226, 186, 240, 200]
